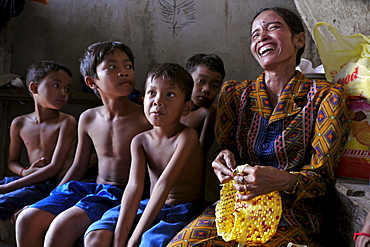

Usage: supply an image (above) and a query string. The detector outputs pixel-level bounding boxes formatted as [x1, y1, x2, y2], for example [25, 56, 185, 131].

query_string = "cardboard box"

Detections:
[336, 96, 370, 180]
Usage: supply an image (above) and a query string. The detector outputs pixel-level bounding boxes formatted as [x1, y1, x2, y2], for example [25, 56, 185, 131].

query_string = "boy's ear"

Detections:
[182, 100, 194, 116]
[29, 82, 38, 94]
[85, 76, 98, 89]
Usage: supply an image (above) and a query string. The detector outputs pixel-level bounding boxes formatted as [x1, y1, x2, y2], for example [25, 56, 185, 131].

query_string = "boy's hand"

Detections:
[24, 157, 45, 176]
[127, 238, 140, 247]
[0, 184, 10, 194]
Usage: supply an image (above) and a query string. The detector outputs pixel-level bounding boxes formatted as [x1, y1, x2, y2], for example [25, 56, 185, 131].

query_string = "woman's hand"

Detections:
[233, 165, 297, 200]
[212, 150, 236, 184]
[355, 211, 370, 247]
[356, 236, 370, 247]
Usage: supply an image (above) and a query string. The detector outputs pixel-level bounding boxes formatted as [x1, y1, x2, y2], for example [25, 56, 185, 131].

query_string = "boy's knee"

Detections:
[16, 208, 45, 239]
[16, 208, 37, 226]
[51, 206, 88, 228]
[16, 208, 54, 232]
[84, 229, 113, 247]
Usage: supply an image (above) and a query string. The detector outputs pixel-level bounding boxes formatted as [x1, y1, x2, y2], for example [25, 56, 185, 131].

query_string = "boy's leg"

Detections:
[84, 205, 121, 247]
[44, 206, 92, 247]
[47, 183, 124, 247]
[140, 201, 202, 247]
[0, 177, 56, 220]
[15, 181, 96, 247]
[84, 230, 113, 247]
[84, 204, 143, 247]
[16, 208, 56, 247]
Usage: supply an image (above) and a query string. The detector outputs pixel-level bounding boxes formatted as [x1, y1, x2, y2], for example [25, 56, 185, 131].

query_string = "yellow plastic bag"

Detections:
[215, 165, 282, 246]
[314, 22, 370, 80]
[333, 52, 370, 101]
[313, 22, 370, 102]
[315, 23, 370, 178]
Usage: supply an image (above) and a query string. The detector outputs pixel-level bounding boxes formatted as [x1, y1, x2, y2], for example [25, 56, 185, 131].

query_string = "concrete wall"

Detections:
[295, 0, 370, 38]
[3, 0, 300, 93]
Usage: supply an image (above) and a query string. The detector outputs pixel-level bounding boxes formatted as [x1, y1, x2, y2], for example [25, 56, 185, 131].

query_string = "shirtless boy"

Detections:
[180, 54, 225, 155]
[16, 41, 151, 247]
[84, 63, 204, 247]
[0, 61, 76, 221]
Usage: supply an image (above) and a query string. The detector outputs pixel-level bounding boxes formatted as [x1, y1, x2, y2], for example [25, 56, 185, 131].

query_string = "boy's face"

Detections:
[190, 65, 223, 108]
[143, 77, 192, 127]
[32, 70, 71, 110]
[87, 50, 135, 97]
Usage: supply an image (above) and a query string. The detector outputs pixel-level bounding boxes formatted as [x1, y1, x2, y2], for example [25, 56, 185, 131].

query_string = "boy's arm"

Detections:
[127, 128, 200, 247]
[7, 118, 26, 176]
[114, 135, 147, 247]
[59, 112, 94, 185]
[1, 116, 77, 194]
[199, 106, 217, 156]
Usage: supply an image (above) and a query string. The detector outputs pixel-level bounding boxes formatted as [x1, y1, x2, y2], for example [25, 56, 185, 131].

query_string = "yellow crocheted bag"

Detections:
[215, 165, 282, 246]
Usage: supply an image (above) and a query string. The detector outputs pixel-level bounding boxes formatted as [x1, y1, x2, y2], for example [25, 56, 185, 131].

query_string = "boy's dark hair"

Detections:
[146, 63, 193, 102]
[26, 61, 72, 89]
[185, 54, 225, 81]
[252, 7, 305, 66]
[80, 41, 135, 79]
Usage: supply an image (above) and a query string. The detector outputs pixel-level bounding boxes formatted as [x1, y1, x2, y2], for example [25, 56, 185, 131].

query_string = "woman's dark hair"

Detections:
[252, 7, 305, 66]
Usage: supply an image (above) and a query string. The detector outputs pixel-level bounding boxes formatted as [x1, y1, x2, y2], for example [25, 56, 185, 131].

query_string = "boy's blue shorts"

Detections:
[85, 199, 202, 247]
[0, 176, 60, 220]
[29, 180, 124, 222]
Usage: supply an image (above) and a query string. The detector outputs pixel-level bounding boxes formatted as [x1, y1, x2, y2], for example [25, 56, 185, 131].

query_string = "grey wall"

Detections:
[4, 0, 299, 93]
[0, 0, 303, 202]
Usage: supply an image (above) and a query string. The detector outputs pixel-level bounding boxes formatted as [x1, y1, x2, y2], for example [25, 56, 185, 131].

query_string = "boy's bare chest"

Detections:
[90, 119, 143, 157]
[146, 139, 177, 171]
[21, 123, 60, 148]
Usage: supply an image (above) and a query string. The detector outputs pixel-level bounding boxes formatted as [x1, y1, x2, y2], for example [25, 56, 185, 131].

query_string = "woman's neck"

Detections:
[264, 66, 296, 108]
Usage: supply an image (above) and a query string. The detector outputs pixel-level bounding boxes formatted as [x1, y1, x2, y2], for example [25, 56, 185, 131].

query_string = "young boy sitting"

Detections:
[0, 60, 76, 221]
[16, 41, 152, 247]
[180, 54, 225, 155]
[84, 63, 204, 247]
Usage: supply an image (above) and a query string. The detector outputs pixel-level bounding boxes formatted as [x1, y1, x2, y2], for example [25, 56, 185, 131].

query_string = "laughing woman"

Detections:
[167, 7, 351, 247]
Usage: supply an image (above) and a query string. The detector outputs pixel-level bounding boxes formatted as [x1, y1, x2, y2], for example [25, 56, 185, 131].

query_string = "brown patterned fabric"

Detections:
[167, 206, 319, 247]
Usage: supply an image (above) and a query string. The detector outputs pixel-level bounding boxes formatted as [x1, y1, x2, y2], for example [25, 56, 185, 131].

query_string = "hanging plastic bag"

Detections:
[314, 23, 370, 179]
[313, 22, 370, 102]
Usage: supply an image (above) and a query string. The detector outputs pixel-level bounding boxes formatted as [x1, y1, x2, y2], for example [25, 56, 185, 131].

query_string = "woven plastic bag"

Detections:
[215, 165, 282, 246]
[313, 22, 370, 102]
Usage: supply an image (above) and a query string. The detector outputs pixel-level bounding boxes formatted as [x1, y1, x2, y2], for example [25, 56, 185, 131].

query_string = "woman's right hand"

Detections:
[212, 150, 236, 184]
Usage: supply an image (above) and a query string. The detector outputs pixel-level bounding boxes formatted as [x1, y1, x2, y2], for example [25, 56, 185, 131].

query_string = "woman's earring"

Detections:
[295, 44, 300, 48]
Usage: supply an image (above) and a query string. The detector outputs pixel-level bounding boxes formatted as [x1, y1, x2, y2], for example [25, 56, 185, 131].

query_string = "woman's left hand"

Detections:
[233, 165, 297, 200]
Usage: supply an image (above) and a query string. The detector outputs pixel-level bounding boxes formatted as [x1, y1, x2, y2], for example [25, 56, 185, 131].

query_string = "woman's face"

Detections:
[250, 10, 304, 70]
